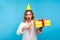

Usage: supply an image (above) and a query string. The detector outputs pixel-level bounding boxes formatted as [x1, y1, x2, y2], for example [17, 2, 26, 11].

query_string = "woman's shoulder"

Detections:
[20, 21, 27, 25]
[20, 21, 25, 24]
[19, 21, 27, 27]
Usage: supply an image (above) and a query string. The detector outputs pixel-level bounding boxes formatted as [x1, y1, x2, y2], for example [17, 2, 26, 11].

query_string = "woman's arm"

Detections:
[16, 22, 25, 35]
[16, 22, 31, 35]
[16, 27, 24, 35]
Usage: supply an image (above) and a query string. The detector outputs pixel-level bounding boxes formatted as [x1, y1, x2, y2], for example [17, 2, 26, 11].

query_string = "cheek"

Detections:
[25, 16, 27, 18]
[25, 16, 28, 18]
[30, 15, 32, 18]
[31, 15, 32, 17]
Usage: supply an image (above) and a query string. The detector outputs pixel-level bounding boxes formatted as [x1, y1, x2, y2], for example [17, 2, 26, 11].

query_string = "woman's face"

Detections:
[25, 11, 32, 21]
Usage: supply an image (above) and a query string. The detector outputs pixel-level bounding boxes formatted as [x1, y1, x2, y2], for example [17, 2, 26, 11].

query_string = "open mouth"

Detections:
[27, 17, 31, 21]
[28, 18, 30, 20]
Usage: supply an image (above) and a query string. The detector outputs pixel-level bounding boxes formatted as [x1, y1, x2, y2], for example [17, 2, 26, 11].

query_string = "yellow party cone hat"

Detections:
[26, 3, 31, 10]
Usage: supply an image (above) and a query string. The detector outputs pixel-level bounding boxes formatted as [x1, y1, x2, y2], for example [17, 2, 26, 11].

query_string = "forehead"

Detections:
[26, 11, 32, 14]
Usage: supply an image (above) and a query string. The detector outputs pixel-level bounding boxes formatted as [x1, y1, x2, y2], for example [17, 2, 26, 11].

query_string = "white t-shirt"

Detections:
[16, 21, 37, 40]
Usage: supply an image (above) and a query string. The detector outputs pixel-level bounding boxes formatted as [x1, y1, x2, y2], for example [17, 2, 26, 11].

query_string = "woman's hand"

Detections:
[21, 27, 25, 32]
[25, 22, 32, 30]
[26, 25, 30, 30]
[21, 22, 32, 31]
[38, 27, 43, 34]
[38, 30, 42, 34]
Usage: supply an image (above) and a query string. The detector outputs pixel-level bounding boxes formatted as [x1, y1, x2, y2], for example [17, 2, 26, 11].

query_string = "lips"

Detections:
[28, 18, 30, 20]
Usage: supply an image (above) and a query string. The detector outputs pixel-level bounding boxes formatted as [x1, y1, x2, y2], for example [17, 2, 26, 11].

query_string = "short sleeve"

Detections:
[16, 22, 26, 35]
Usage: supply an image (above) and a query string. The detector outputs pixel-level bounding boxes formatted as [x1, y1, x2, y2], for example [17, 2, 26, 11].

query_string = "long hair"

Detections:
[23, 10, 35, 22]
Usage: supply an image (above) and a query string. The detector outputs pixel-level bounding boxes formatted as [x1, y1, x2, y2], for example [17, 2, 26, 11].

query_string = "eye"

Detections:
[25, 14, 28, 15]
[30, 14, 32, 15]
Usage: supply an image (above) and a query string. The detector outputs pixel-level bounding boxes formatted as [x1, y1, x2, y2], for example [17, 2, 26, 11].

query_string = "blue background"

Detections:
[0, 0, 60, 40]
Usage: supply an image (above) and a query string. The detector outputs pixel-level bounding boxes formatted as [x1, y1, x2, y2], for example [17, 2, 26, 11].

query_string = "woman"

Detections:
[16, 10, 42, 40]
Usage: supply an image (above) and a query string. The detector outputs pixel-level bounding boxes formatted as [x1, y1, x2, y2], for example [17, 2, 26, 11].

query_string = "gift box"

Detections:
[44, 20, 50, 26]
[33, 19, 51, 28]
[34, 20, 42, 28]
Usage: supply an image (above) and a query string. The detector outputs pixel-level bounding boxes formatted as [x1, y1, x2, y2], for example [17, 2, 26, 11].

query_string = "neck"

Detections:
[26, 20, 32, 22]
[27, 20, 31, 22]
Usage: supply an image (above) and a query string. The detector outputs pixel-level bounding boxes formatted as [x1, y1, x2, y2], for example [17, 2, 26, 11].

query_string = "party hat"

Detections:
[26, 3, 31, 10]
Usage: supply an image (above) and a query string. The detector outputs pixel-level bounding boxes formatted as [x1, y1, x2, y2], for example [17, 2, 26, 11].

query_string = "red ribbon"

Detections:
[39, 19, 44, 27]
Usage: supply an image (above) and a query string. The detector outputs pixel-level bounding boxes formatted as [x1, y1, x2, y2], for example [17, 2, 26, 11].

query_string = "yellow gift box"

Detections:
[34, 20, 42, 28]
[33, 19, 51, 28]
[44, 20, 50, 26]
